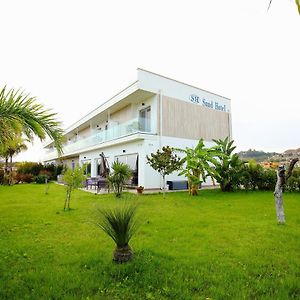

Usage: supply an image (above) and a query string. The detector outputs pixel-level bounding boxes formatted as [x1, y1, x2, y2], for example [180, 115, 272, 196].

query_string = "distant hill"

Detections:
[271, 147, 300, 163]
[237, 149, 279, 162]
[238, 147, 300, 163]
[282, 148, 300, 156]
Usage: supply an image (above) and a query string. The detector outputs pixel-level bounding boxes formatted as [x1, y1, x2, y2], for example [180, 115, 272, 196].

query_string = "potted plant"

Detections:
[136, 186, 144, 194]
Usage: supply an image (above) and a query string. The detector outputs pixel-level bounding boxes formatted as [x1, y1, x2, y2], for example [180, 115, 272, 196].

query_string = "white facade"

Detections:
[44, 69, 231, 189]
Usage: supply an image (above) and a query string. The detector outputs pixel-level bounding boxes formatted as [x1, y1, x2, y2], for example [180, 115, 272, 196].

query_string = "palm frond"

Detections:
[0, 86, 63, 155]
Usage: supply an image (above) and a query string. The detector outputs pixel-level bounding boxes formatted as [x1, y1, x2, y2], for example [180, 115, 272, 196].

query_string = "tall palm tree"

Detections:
[0, 86, 63, 155]
[0, 135, 28, 185]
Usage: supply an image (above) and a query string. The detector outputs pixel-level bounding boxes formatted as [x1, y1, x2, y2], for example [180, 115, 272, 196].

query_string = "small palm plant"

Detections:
[95, 204, 138, 263]
[107, 161, 132, 197]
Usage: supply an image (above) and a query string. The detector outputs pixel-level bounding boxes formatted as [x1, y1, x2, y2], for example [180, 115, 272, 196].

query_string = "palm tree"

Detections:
[0, 135, 28, 184]
[0, 86, 63, 155]
[107, 161, 132, 197]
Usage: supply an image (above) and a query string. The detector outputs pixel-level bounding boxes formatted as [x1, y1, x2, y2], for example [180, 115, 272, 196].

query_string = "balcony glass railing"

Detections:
[45, 117, 153, 158]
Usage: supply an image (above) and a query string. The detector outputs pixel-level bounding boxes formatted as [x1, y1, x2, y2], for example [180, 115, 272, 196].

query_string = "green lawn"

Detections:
[0, 184, 300, 299]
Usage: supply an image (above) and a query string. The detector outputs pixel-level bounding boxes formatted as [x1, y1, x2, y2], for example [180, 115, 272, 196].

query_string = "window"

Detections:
[139, 107, 151, 132]
[114, 154, 138, 185]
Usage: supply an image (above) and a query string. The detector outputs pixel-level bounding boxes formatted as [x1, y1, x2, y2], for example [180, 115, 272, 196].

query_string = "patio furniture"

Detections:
[86, 176, 108, 193]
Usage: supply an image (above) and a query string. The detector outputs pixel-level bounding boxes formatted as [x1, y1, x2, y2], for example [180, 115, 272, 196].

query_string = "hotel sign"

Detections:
[189, 94, 226, 112]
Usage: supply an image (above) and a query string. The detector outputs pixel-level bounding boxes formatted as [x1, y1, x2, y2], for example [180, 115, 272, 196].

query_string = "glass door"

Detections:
[139, 107, 151, 132]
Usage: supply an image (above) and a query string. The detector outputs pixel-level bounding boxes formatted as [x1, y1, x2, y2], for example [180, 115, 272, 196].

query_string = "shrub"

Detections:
[43, 163, 64, 180]
[35, 174, 49, 184]
[20, 173, 33, 183]
[239, 162, 276, 191]
[17, 162, 43, 176]
[63, 166, 86, 210]
[0, 170, 4, 184]
[213, 137, 244, 192]
[257, 168, 277, 191]
[15, 162, 63, 181]
[107, 161, 132, 198]
[95, 204, 138, 263]
[286, 168, 300, 192]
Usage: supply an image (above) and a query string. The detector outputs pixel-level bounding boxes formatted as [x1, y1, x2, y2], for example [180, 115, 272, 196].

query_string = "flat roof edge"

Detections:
[137, 68, 231, 101]
[64, 80, 139, 133]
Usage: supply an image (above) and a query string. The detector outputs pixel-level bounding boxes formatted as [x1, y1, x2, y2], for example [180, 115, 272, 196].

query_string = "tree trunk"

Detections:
[9, 155, 13, 185]
[191, 184, 198, 196]
[45, 177, 49, 194]
[274, 166, 285, 224]
[162, 174, 166, 198]
[3, 156, 9, 185]
[67, 190, 71, 209]
[274, 158, 298, 224]
[113, 244, 133, 263]
[64, 188, 71, 210]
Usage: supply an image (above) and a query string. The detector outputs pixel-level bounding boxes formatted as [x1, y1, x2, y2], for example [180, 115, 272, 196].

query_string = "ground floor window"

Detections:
[81, 159, 91, 176]
[115, 153, 138, 185]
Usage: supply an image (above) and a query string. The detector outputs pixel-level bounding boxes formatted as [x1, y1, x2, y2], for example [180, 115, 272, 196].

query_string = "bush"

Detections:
[20, 173, 33, 183]
[43, 163, 64, 180]
[15, 162, 63, 181]
[16, 162, 43, 176]
[0, 170, 4, 184]
[35, 174, 49, 184]
[286, 168, 300, 192]
[239, 162, 276, 191]
[107, 161, 132, 198]
[257, 168, 277, 191]
[95, 204, 138, 263]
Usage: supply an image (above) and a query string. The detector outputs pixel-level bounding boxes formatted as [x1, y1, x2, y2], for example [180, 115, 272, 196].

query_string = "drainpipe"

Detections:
[159, 89, 162, 149]
[228, 110, 232, 141]
[159, 89, 163, 189]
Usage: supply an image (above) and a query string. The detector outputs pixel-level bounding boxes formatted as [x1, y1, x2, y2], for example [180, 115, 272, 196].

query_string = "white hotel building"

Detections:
[44, 69, 232, 189]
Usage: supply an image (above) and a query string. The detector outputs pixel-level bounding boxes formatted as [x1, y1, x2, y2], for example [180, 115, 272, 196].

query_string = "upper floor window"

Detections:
[139, 107, 151, 132]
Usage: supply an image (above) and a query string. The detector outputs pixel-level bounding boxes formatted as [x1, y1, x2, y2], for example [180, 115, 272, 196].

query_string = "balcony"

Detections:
[45, 117, 154, 160]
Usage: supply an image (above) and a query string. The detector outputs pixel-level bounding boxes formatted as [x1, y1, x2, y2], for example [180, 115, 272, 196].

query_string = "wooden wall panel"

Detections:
[162, 96, 230, 141]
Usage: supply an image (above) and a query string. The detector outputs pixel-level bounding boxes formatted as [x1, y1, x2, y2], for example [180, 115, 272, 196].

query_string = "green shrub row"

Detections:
[0, 162, 63, 185]
[16, 162, 63, 180]
[238, 164, 300, 192]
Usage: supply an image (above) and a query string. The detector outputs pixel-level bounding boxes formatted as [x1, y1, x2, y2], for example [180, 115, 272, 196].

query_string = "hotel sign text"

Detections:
[189, 94, 226, 112]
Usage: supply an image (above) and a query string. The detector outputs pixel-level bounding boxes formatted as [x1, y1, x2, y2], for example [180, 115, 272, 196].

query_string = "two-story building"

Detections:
[44, 69, 232, 189]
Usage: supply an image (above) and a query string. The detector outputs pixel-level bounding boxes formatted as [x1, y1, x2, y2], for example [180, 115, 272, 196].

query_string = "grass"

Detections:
[0, 184, 300, 299]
